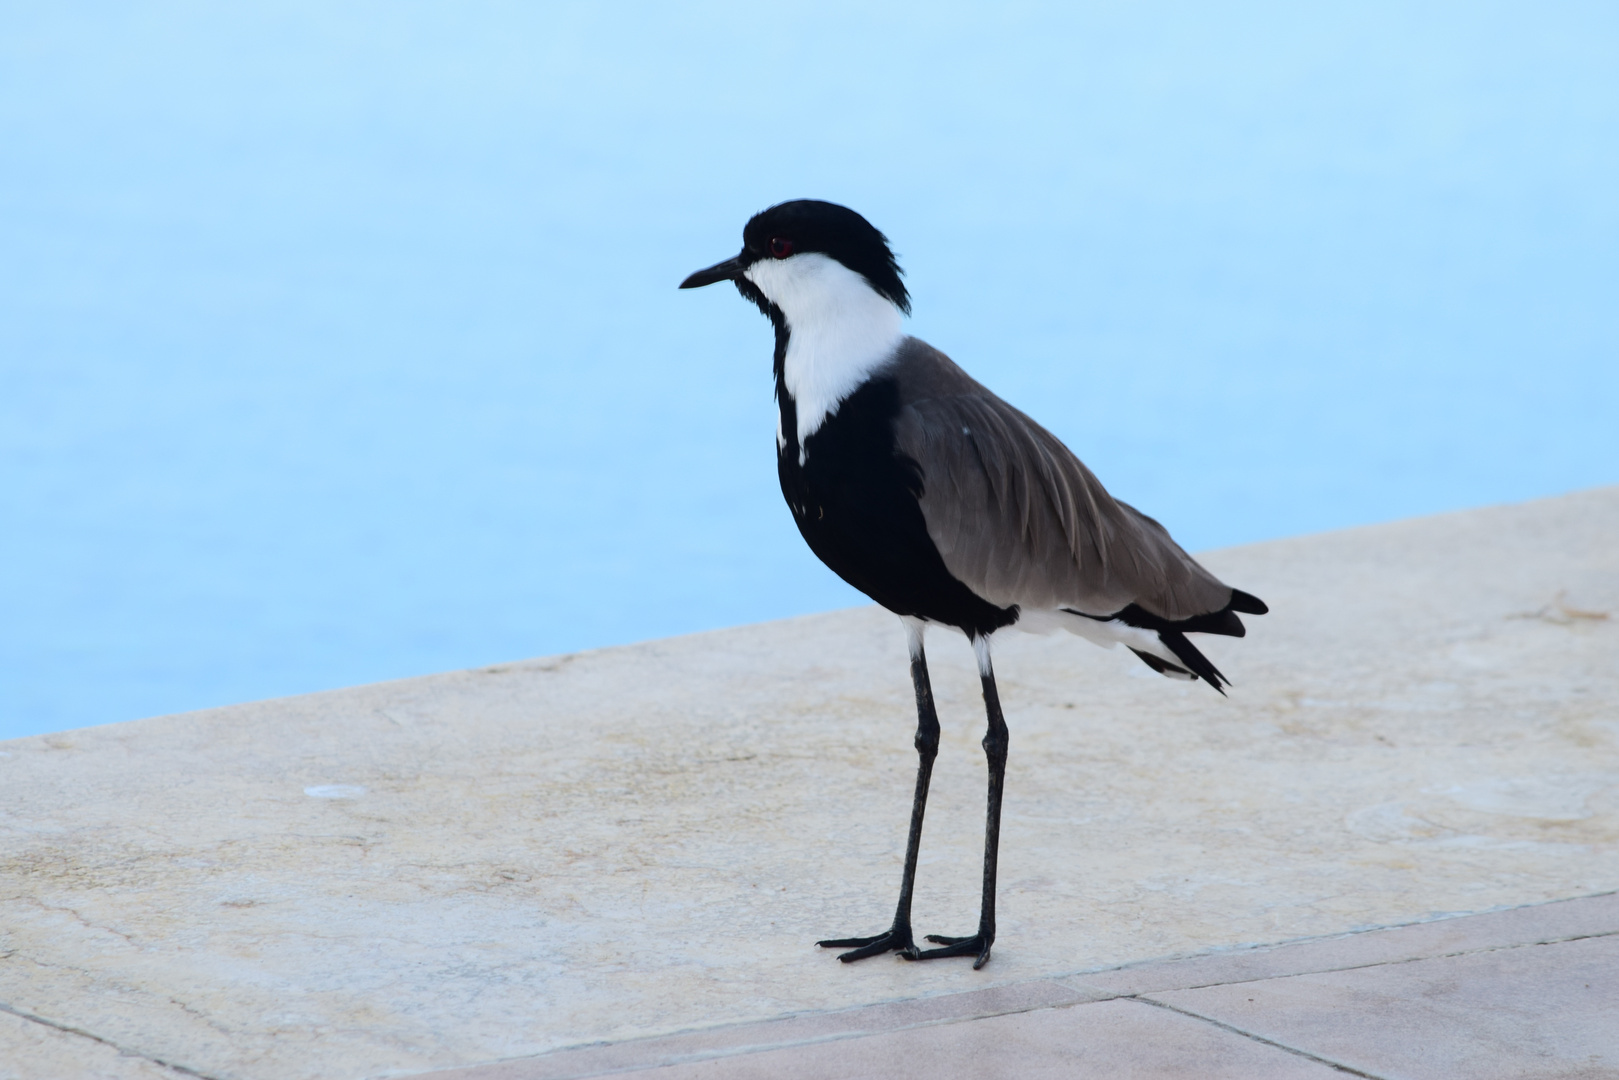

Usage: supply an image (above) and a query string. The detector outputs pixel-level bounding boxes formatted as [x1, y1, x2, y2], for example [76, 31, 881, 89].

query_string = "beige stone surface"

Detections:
[1, 487, 1616, 1079]
[1152, 935, 1619, 1079]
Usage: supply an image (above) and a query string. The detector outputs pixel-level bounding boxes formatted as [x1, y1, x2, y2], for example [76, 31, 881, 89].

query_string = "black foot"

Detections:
[906, 933, 994, 969]
[816, 925, 917, 962]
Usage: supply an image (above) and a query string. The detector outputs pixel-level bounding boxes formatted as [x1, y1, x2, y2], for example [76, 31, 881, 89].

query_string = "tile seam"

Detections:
[1108, 927, 1619, 995]
[398, 993, 1100, 1080]
[1046, 890, 1618, 986]
[1131, 996, 1388, 1079]
[0, 1000, 222, 1080]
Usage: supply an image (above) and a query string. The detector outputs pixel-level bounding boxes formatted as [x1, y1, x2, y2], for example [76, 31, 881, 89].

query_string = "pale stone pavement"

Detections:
[2, 488, 1616, 1079]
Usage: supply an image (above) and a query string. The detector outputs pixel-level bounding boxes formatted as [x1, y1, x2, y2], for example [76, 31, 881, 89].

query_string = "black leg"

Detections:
[817, 626, 940, 961]
[909, 643, 1007, 969]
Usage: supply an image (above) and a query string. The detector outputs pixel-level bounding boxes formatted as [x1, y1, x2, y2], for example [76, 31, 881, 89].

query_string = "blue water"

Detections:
[3, 2, 1616, 740]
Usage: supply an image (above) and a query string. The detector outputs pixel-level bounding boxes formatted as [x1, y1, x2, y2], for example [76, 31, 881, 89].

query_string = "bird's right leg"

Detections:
[817, 618, 939, 962]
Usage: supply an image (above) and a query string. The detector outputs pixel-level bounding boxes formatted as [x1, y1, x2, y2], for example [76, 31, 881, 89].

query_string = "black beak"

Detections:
[679, 252, 748, 289]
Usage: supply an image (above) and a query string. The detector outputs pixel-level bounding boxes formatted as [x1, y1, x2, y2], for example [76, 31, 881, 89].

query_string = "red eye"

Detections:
[769, 237, 794, 259]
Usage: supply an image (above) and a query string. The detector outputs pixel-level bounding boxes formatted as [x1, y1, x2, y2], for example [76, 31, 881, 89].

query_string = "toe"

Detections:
[817, 934, 883, 949]
[838, 938, 900, 962]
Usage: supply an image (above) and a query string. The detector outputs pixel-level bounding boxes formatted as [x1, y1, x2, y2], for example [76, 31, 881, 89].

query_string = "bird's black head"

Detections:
[679, 199, 910, 314]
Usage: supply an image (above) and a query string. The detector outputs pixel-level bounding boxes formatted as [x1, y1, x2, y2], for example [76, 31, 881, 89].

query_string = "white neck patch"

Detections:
[745, 253, 905, 452]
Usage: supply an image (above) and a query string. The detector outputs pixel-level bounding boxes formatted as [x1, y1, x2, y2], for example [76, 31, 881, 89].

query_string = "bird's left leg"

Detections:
[909, 634, 1006, 969]
[818, 617, 939, 961]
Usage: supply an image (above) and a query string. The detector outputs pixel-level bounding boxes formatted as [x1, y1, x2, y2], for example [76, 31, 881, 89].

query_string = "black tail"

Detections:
[1082, 587, 1268, 696]
[1157, 630, 1231, 694]
[1228, 589, 1269, 615]
[1129, 648, 1194, 680]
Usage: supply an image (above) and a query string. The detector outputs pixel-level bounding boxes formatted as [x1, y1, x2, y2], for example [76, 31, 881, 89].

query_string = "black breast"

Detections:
[776, 376, 1016, 637]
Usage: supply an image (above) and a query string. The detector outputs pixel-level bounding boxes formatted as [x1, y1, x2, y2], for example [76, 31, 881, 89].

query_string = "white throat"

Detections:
[744, 253, 905, 452]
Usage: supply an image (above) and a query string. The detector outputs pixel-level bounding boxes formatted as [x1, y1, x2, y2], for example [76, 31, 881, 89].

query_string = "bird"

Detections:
[679, 199, 1266, 970]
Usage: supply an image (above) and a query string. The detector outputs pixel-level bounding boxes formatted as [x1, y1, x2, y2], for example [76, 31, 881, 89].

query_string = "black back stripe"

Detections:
[1065, 600, 1252, 639]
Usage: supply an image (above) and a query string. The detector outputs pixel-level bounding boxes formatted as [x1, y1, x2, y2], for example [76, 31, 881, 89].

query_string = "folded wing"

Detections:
[887, 339, 1238, 624]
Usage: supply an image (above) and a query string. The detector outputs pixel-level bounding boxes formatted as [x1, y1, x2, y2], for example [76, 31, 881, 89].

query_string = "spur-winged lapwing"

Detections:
[681, 200, 1267, 970]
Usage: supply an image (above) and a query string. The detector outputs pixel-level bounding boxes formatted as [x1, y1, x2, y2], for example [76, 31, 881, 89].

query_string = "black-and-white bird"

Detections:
[680, 200, 1267, 969]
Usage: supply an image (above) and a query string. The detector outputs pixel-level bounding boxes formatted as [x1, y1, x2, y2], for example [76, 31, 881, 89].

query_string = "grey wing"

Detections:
[888, 352, 1234, 621]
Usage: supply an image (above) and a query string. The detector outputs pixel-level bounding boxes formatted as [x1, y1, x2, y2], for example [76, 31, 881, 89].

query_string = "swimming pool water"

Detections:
[3, 2, 1616, 738]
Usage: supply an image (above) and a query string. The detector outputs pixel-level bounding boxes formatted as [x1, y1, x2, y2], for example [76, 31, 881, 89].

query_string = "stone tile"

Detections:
[1066, 891, 1619, 998]
[434, 896, 1619, 1079]
[1152, 934, 1619, 1080]
[418, 981, 1098, 1080]
[579, 999, 1342, 1080]
[0, 1008, 189, 1080]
